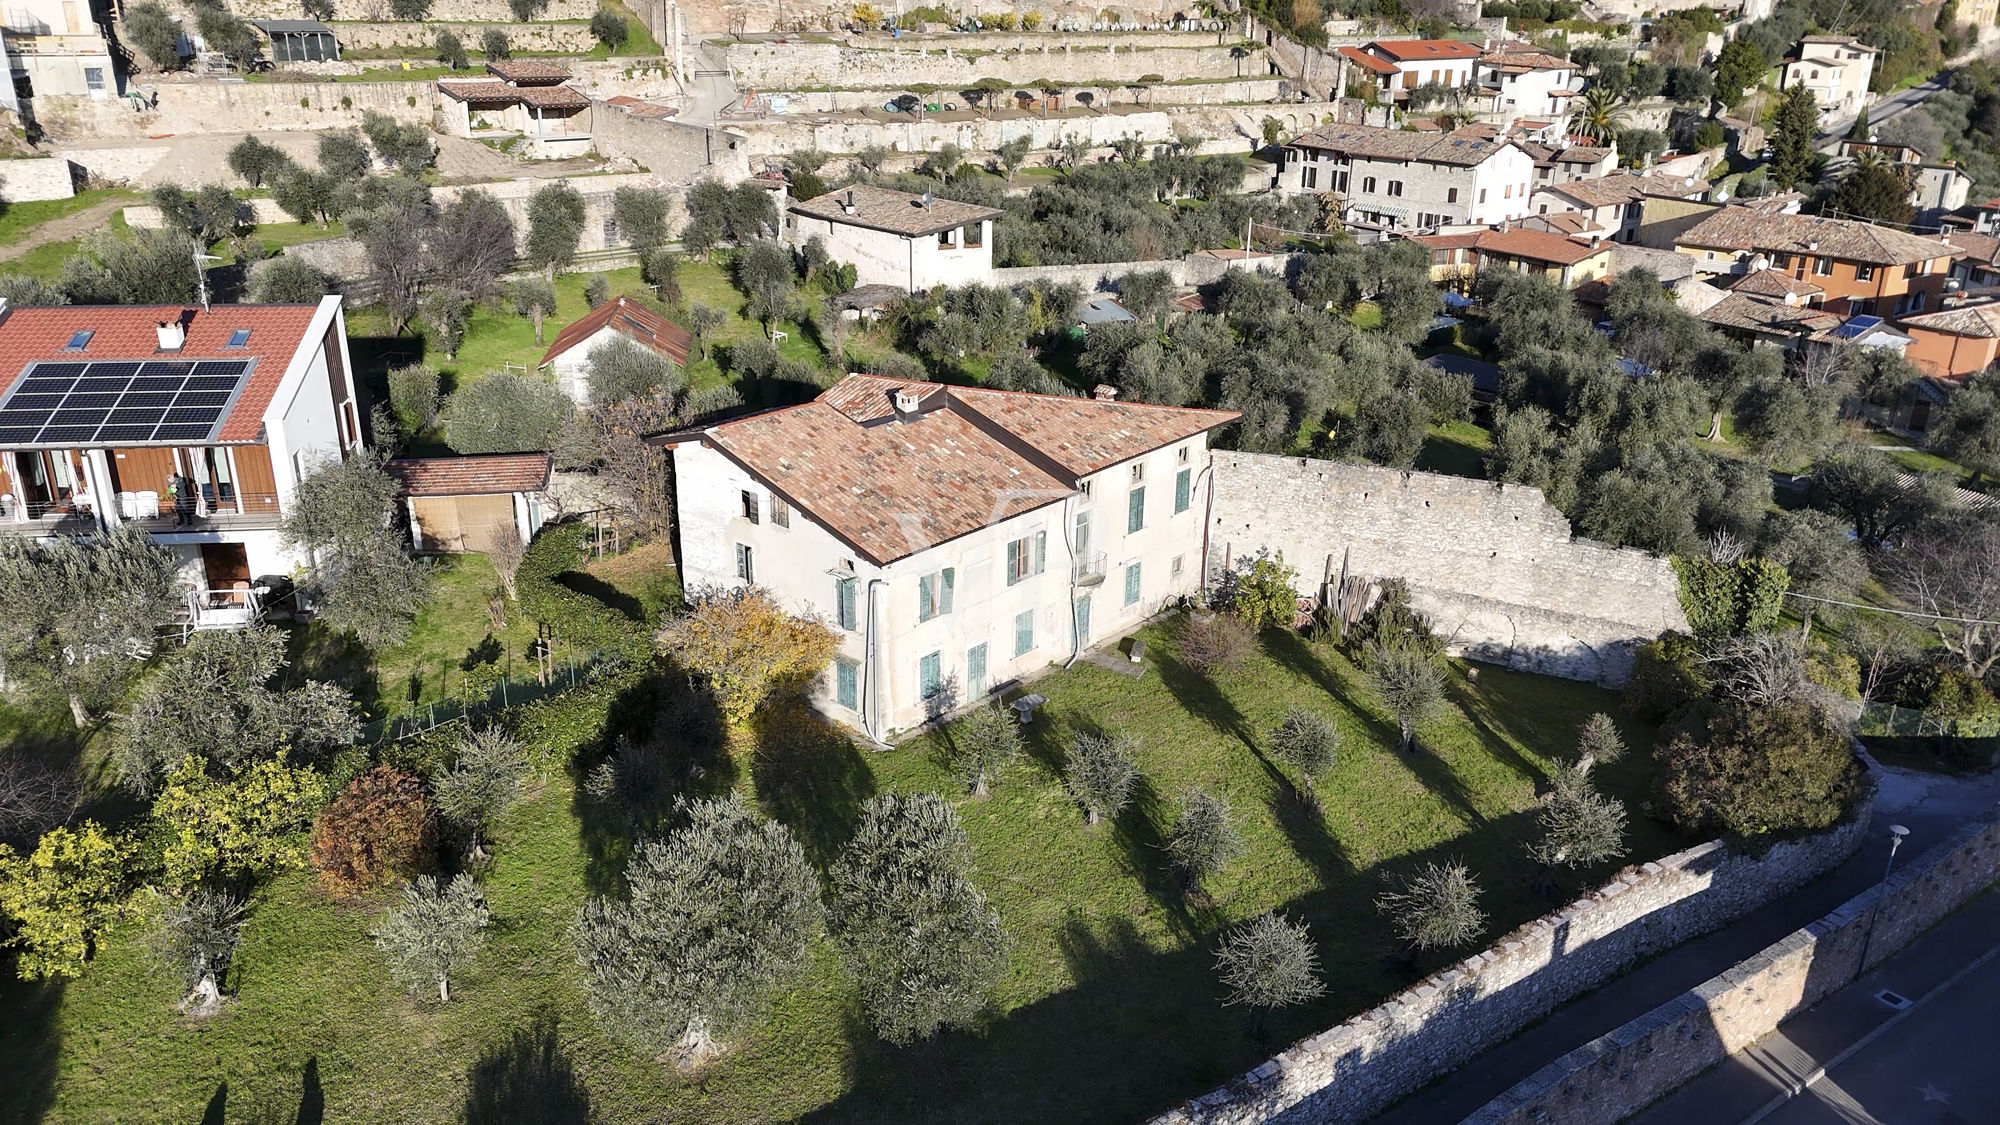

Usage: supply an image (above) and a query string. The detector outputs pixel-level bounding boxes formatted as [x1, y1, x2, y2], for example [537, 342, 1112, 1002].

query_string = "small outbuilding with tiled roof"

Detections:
[384, 452, 553, 554]
[1898, 300, 2000, 378]
[787, 184, 1005, 293]
[539, 297, 694, 406]
[436, 61, 593, 158]
[652, 372, 1237, 738]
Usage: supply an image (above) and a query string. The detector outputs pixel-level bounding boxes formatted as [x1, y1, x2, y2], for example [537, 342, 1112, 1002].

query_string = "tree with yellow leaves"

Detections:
[659, 587, 840, 728]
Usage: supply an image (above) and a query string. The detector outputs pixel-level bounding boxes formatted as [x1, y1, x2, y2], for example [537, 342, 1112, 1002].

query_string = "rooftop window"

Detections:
[225, 329, 252, 348]
[64, 330, 93, 351]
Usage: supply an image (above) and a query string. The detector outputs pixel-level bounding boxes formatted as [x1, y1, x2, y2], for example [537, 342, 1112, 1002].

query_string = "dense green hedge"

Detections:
[517, 521, 645, 653]
[1674, 556, 1789, 639]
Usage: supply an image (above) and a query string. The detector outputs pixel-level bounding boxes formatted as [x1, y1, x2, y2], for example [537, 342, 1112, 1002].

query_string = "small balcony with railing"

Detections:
[0, 487, 283, 537]
[1072, 551, 1107, 587]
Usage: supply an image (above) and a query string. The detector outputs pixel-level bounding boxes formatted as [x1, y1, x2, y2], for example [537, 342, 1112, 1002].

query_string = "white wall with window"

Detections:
[671, 433, 1218, 736]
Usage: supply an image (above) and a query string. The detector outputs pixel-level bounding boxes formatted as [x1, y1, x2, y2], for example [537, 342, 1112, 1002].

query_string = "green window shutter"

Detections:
[1015, 609, 1034, 656]
[835, 658, 858, 709]
[1124, 562, 1141, 606]
[966, 643, 987, 697]
[1034, 530, 1047, 574]
[919, 652, 942, 698]
[1006, 541, 1021, 585]
[941, 567, 955, 614]
[1175, 467, 1192, 514]
[836, 577, 856, 631]
[919, 574, 935, 622]
[1127, 486, 1146, 533]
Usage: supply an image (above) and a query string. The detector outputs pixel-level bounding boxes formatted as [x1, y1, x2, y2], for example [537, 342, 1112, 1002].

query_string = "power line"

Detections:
[1782, 589, 2000, 628]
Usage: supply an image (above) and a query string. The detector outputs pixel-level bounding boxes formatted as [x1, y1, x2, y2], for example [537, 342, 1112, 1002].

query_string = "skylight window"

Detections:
[226, 329, 252, 348]
[65, 330, 94, 351]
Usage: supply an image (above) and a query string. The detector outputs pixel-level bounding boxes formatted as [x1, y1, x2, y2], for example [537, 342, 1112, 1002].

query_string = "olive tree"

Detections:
[1214, 912, 1324, 1037]
[0, 528, 179, 728]
[587, 335, 684, 406]
[374, 874, 490, 1003]
[827, 792, 1007, 1044]
[1064, 731, 1140, 827]
[280, 455, 432, 648]
[1365, 641, 1448, 752]
[1267, 709, 1338, 806]
[525, 180, 587, 279]
[572, 796, 823, 1067]
[1376, 860, 1487, 957]
[442, 372, 573, 454]
[432, 727, 530, 862]
[147, 888, 247, 1016]
[946, 704, 1022, 798]
[1166, 786, 1243, 892]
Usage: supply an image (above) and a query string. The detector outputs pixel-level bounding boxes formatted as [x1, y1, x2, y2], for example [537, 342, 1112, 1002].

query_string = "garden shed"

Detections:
[384, 452, 552, 554]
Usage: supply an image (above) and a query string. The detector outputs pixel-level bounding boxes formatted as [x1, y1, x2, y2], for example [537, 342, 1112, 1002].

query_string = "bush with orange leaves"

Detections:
[309, 765, 435, 897]
[658, 586, 840, 728]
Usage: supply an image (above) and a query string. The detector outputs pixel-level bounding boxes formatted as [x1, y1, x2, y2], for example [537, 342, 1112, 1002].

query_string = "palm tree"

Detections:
[1567, 86, 1629, 146]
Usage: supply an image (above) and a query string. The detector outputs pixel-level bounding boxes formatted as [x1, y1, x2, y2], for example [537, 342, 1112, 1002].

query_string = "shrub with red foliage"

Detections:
[309, 765, 435, 897]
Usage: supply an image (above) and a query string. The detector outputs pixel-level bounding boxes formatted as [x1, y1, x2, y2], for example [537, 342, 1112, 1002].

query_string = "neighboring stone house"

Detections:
[653, 374, 1236, 738]
[436, 60, 593, 158]
[1676, 208, 1961, 317]
[1333, 46, 1401, 98]
[1474, 46, 1577, 123]
[1, 0, 114, 99]
[1529, 171, 1711, 245]
[538, 296, 694, 406]
[0, 297, 362, 629]
[1780, 35, 1878, 120]
[386, 452, 553, 554]
[1413, 225, 1614, 292]
[1278, 123, 1536, 231]
[787, 184, 1003, 293]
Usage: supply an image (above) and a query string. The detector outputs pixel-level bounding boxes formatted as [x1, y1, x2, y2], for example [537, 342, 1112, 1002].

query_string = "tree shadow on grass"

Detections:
[1108, 772, 1203, 941]
[0, 972, 60, 1125]
[749, 697, 878, 869]
[281, 620, 382, 719]
[554, 571, 646, 626]
[1148, 647, 1260, 753]
[794, 806, 1566, 1125]
[463, 1013, 594, 1125]
[1444, 675, 1551, 787]
[570, 672, 735, 895]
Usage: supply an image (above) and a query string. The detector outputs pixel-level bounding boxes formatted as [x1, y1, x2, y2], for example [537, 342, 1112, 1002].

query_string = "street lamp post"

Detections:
[1854, 823, 1911, 982]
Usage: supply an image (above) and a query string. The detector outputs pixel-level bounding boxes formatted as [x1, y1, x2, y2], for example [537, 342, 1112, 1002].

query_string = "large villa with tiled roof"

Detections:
[652, 373, 1237, 738]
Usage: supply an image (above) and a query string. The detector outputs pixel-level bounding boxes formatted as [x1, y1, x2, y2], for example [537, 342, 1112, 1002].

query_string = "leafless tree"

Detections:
[1704, 529, 1747, 564]
[1887, 520, 2000, 678]
[1794, 343, 1854, 391]
[0, 752, 81, 842]
[1700, 631, 1815, 706]
[488, 526, 526, 603]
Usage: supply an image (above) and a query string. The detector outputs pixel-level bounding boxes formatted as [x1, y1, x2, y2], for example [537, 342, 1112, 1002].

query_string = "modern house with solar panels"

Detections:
[0, 297, 362, 627]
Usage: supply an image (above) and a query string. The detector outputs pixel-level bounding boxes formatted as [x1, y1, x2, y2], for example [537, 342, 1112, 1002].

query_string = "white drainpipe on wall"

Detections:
[861, 577, 888, 743]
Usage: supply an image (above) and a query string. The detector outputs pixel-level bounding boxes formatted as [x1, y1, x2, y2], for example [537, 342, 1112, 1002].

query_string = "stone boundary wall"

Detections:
[726, 103, 1285, 158]
[721, 39, 1260, 88]
[328, 20, 597, 51]
[1207, 455, 1689, 686]
[33, 80, 433, 143]
[591, 104, 747, 183]
[769, 77, 1285, 110]
[990, 250, 1291, 290]
[206, 0, 593, 21]
[1465, 804, 2000, 1125]
[1150, 806, 1876, 1125]
[0, 156, 78, 202]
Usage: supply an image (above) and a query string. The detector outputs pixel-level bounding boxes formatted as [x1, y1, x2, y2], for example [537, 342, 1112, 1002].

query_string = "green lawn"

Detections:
[2, 619, 1682, 1125]
[1415, 419, 1493, 479]
[0, 188, 140, 247]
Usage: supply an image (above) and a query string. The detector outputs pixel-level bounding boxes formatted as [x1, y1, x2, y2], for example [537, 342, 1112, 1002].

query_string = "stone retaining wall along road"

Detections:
[1464, 804, 2000, 1125]
[721, 38, 1260, 88]
[32, 80, 434, 143]
[1207, 454, 1690, 686]
[327, 20, 598, 52]
[1150, 804, 1875, 1125]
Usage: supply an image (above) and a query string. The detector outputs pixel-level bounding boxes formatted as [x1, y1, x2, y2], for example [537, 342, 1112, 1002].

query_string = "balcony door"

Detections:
[200, 543, 252, 605]
[10, 450, 81, 512]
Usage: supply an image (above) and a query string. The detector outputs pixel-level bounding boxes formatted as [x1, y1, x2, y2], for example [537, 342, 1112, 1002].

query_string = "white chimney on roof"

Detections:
[1093, 383, 1119, 400]
[156, 319, 186, 351]
[893, 387, 924, 415]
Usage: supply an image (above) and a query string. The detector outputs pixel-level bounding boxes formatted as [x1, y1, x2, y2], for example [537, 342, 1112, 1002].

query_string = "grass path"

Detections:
[0, 193, 138, 264]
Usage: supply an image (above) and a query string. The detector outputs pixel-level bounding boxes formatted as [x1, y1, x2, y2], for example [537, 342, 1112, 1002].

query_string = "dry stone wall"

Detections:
[1465, 805, 2000, 1125]
[328, 20, 597, 51]
[1150, 805, 1875, 1125]
[208, 0, 592, 21]
[1208, 454, 1689, 686]
[33, 80, 433, 143]
[725, 104, 1276, 157]
[721, 38, 1257, 88]
[769, 77, 1285, 110]
[635, 0, 1193, 34]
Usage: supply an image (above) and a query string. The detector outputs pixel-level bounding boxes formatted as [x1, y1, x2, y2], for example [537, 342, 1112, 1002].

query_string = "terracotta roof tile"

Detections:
[657, 374, 1237, 564]
[1368, 39, 1483, 60]
[1700, 292, 1844, 335]
[540, 297, 692, 368]
[384, 452, 551, 496]
[1729, 269, 1825, 299]
[1286, 122, 1515, 167]
[516, 84, 590, 110]
[1679, 209, 1960, 265]
[0, 302, 325, 445]
[485, 59, 570, 83]
[1898, 301, 2000, 338]
[791, 183, 1002, 238]
[1338, 45, 1401, 75]
[437, 79, 517, 103]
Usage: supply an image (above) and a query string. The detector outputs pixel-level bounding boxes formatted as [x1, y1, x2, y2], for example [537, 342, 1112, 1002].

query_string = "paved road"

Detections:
[674, 42, 740, 127]
[1632, 887, 2000, 1125]
[1362, 765, 2000, 1125]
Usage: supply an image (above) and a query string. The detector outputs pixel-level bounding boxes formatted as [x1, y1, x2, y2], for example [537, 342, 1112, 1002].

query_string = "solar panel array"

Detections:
[0, 359, 253, 447]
